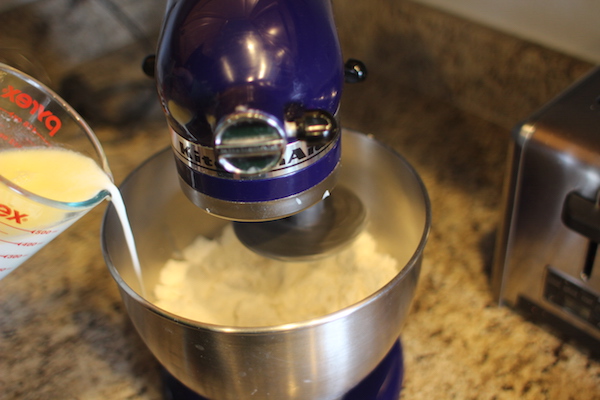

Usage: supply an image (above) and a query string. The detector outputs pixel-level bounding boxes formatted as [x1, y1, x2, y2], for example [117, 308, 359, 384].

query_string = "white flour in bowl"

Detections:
[154, 224, 398, 327]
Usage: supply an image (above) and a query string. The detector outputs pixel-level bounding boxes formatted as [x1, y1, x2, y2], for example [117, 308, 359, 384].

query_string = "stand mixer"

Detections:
[151, 0, 367, 260]
[101, 0, 430, 399]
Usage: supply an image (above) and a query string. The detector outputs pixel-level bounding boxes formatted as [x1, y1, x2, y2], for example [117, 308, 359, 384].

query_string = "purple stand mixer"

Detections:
[102, 0, 430, 399]
[162, 342, 404, 400]
[151, 0, 370, 261]
[152, 1, 402, 398]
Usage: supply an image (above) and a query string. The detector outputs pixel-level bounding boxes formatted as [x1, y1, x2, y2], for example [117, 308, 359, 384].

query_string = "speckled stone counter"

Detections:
[1, 1, 600, 399]
[2, 80, 599, 399]
[341, 78, 600, 400]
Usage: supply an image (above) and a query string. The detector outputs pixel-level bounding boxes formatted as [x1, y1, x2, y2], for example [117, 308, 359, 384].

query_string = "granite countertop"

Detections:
[1, 74, 600, 400]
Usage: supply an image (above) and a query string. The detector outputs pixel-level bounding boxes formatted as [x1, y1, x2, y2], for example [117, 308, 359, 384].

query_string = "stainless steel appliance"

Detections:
[493, 67, 600, 353]
[101, 0, 431, 399]
[102, 130, 430, 400]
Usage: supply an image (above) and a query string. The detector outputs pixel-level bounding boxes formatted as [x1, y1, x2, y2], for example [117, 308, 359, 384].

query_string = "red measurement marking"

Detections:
[0, 131, 22, 148]
[0, 219, 56, 234]
[0, 106, 51, 146]
[0, 254, 24, 260]
[30, 229, 53, 235]
[0, 237, 41, 247]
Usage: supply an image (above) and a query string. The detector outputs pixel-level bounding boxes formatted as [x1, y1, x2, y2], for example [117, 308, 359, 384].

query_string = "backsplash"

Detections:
[413, 0, 600, 64]
[0, 0, 166, 128]
[333, 0, 594, 131]
[0, 0, 594, 131]
[0, 0, 164, 81]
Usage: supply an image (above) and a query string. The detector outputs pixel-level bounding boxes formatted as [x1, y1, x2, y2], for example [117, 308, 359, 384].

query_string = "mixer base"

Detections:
[161, 340, 403, 400]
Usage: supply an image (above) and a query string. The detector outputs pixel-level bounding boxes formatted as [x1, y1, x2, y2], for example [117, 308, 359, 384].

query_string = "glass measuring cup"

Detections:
[0, 62, 113, 279]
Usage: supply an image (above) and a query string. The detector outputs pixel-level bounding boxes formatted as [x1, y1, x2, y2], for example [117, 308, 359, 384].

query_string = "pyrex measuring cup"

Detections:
[0, 62, 112, 279]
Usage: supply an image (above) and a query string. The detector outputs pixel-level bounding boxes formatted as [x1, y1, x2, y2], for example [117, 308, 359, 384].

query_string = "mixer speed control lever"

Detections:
[295, 109, 338, 145]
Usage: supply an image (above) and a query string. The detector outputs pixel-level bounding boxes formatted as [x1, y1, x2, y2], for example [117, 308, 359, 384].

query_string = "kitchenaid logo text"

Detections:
[178, 142, 325, 168]
[173, 131, 331, 177]
[0, 203, 28, 224]
[1, 85, 62, 137]
[180, 142, 217, 169]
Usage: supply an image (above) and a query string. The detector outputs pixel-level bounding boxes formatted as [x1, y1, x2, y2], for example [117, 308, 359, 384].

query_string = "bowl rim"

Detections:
[101, 129, 432, 334]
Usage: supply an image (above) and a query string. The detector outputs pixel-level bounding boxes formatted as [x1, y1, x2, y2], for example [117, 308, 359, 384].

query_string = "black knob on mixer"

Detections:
[344, 59, 367, 83]
[142, 55, 155, 78]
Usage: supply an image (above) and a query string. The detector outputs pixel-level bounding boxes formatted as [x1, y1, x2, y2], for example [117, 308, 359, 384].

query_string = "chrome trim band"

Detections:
[171, 129, 338, 179]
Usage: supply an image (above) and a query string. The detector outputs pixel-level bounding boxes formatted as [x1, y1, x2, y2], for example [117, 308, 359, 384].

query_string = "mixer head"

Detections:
[149, 0, 366, 258]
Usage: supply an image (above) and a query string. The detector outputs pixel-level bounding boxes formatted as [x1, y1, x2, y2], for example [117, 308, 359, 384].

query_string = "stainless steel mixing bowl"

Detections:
[101, 129, 430, 400]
